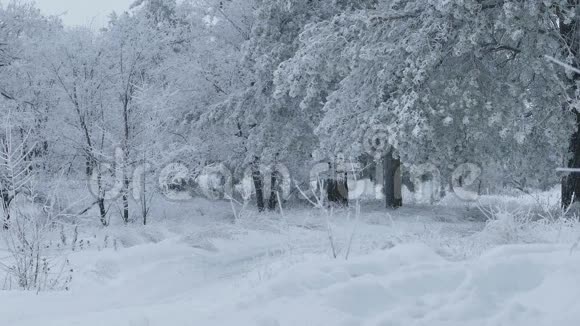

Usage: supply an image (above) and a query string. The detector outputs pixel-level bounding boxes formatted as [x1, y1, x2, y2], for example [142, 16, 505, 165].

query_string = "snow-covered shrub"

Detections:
[1, 210, 72, 291]
[481, 207, 533, 244]
[0, 178, 77, 291]
[476, 195, 580, 246]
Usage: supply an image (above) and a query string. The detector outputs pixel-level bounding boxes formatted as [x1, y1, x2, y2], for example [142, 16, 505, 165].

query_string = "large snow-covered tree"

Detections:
[205, 0, 378, 209]
[274, 0, 573, 206]
[0, 2, 61, 172]
[103, 5, 176, 224]
[38, 28, 117, 225]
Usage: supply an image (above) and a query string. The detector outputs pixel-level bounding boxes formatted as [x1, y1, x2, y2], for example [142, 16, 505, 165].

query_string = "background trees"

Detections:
[0, 0, 578, 223]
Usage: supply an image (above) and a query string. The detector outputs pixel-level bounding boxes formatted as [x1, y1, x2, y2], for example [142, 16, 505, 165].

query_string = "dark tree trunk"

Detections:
[338, 172, 349, 206]
[383, 151, 402, 209]
[2, 191, 13, 230]
[563, 111, 580, 208]
[95, 169, 107, 226]
[252, 166, 265, 212]
[268, 172, 278, 211]
[122, 95, 131, 224]
[141, 166, 148, 226]
[86, 155, 108, 226]
[98, 197, 107, 226]
[326, 178, 336, 203]
[325, 173, 348, 206]
[560, 1, 580, 207]
[122, 177, 130, 224]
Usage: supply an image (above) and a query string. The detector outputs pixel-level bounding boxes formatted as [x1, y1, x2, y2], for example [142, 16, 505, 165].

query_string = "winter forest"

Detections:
[2, 0, 580, 325]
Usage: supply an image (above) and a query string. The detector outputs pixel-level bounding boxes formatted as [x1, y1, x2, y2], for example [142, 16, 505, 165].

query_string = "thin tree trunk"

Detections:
[122, 96, 130, 224]
[383, 151, 402, 209]
[97, 197, 107, 226]
[122, 177, 130, 224]
[96, 169, 108, 226]
[2, 191, 12, 230]
[142, 160, 148, 225]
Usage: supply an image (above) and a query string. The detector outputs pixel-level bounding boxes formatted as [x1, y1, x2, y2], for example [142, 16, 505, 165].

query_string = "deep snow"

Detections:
[1, 191, 580, 326]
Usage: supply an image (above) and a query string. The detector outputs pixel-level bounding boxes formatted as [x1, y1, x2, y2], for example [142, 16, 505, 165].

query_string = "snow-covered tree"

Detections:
[274, 0, 574, 206]
[205, 0, 377, 209]
[37, 28, 116, 225]
[103, 7, 174, 224]
[0, 2, 61, 174]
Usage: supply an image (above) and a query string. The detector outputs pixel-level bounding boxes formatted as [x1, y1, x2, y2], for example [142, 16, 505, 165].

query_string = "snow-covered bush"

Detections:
[1, 210, 73, 291]
[480, 207, 533, 244]
[476, 195, 580, 246]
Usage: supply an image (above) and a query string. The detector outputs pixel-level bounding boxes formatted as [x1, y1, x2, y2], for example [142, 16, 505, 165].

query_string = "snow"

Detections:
[1, 193, 580, 326]
[3, 1, 578, 324]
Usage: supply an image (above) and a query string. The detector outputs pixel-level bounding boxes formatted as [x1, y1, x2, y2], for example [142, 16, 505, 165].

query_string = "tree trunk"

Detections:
[122, 96, 131, 224]
[97, 197, 107, 226]
[122, 176, 130, 224]
[268, 172, 278, 211]
[141, 162, 148, 225]
[383, 151, 402, 209]
[560, 1, 580, 207]
[563, 111, 580, 208]
[324, 164, 349, 206]
[2, 191, 13, 230]
[95, 169, 108, 226]
[252, 165, 265, 212]
[326, 178, 336, 203]
[337, 172, 349, 206]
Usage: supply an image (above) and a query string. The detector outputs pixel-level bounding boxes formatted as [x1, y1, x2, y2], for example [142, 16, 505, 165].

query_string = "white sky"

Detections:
[32, 0, 135, 27]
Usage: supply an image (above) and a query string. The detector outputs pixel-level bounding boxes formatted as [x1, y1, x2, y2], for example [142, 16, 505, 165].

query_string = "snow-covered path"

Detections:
[1, 201, 579, 326]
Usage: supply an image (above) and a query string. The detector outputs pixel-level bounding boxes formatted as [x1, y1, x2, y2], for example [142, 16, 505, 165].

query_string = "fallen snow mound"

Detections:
[3, 241, 580, 325]
[210, 243, 580, 326]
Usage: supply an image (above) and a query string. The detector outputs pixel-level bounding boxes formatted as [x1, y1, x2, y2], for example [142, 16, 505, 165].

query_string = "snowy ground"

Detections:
[1, 190, 580, 326]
